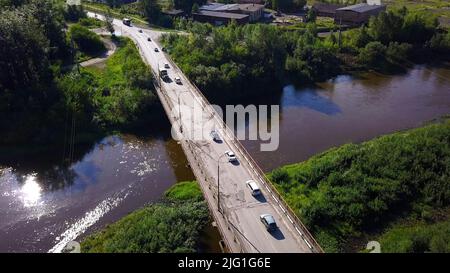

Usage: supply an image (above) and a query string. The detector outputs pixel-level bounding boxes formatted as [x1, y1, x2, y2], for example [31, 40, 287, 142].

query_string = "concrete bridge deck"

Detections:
[88, 12, 322, 253]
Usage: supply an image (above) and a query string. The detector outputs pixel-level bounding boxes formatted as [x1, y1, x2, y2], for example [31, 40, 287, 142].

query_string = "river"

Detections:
[0, 64, 449, 252]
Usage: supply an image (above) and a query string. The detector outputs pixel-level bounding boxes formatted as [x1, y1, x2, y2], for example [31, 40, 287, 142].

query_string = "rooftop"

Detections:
[199, 3, 263, 12]
[194, 10, 249, 20]
[312, 2, 345, 13]
[237, 4, 264, 12]
[336, 3, 385, 13]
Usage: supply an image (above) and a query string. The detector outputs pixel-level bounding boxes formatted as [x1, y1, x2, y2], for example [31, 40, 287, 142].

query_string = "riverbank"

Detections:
[80, 181, 211, 253]
[268, 118, 450, 253]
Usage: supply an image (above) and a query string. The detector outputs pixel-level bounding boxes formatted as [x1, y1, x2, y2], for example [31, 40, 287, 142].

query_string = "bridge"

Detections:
[88, 12, 322, 253]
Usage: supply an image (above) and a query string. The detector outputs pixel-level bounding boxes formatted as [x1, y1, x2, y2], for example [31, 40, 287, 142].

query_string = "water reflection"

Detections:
[247, 65, 450, 171]
[20, 173, 42, 207]
[282, 85, 341, 115]
[0, 132, 196, 252]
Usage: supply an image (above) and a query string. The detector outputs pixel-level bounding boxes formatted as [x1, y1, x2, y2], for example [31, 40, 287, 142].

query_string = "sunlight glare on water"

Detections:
[20, 173, 42, 208]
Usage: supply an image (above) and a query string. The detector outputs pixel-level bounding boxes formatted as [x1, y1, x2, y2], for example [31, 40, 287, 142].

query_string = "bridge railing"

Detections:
[163, 53, 324, 253]
[134, 32, 323, 253]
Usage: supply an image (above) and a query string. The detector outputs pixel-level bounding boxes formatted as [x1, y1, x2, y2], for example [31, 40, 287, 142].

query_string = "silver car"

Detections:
[260, 214, 277, 232]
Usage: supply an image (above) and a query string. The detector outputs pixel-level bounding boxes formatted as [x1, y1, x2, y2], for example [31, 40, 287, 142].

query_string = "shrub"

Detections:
[69, 24, 105, 56]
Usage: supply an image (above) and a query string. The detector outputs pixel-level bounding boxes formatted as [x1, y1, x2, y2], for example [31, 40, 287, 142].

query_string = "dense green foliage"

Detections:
[59, 37, 156, 129]
[379, 219, 450, 253]
[269, 120, 450, 252]
[164, 7, 449, 99]
[270, 0, 306, 12]
[64, 4, 87, 22]
[0, 0, 71, 144]
[163, 22, 340, 98]
[78, 17, 105, 29]
[69, 24, 106, 56]
[0, 0, 156, 146]
[81, 181, 209, 253]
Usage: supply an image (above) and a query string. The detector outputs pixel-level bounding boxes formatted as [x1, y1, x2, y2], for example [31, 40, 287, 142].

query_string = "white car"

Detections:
[246, 180, 261, 196]
[175, 77, 182, 84]
[164, 63, 170, 69]
[225, 150, 237, 162]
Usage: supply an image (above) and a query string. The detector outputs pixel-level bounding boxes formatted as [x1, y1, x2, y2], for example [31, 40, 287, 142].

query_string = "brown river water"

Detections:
[0, 64, 449, 252]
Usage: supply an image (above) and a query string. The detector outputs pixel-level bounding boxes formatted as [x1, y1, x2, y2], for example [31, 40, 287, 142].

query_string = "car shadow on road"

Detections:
[270, 229, 285, 240]
[253, 194, 267, 203]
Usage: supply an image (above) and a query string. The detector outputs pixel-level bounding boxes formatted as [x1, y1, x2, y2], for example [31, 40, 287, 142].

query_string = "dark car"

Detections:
[260, 214, 277, 232]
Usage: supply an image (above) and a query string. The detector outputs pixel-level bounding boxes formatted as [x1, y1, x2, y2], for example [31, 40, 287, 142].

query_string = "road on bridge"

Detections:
[88, 12, 320, 253]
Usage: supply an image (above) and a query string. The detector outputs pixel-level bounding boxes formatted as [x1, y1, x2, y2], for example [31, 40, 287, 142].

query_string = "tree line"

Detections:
[162, 7, 450, 100]
[0, 0, 157, 146]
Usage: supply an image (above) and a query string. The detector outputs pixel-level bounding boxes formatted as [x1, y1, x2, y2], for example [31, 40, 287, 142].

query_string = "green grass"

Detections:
[165, 181, 203, 201]
[385, 0, 450, 18]
[269, 119, 450, 252]
[81, 181, 208, 253]
[78, 17, 105, 29]
[379, 218, 450, 253]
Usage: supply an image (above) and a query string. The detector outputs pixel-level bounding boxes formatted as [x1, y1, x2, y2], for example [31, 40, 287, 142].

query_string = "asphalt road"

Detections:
[87, 12, 314, 253]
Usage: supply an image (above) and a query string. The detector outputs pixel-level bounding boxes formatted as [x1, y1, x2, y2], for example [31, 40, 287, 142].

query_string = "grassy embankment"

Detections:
[81, 181, 209, 253]
[269, 119, 450, 253]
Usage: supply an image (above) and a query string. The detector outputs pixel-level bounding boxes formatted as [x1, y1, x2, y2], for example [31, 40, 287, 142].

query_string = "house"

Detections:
[192, 11, 250, 26]
[198, 3, 264, 22]
[236, 4, 265, 22]
[335, 3, 386, 26]
[311, 2, 345, 18]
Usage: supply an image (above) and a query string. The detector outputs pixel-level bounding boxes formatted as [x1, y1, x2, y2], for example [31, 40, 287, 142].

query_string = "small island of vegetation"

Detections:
[81, 181, 209, 253]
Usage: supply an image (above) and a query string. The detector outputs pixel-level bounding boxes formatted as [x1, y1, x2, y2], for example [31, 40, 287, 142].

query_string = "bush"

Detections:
[385, 42, 412, 64]
[358, 41, 386, 68]
[69, 24, 105, 56]
[380, 220, 450, 253]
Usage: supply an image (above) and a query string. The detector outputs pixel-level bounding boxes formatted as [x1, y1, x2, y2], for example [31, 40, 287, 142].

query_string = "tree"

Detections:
[358, 41, 387, 68]
[306, 8, 317, 23]
[173, 0, 206, 14]
[69, 24, 106, 56]
[64, 4, 87, 22]
[143, 0, 162, 24]
[0, 7, 50, 93]
[191, 3, 199, 13]
[105, 8, 115, 35]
